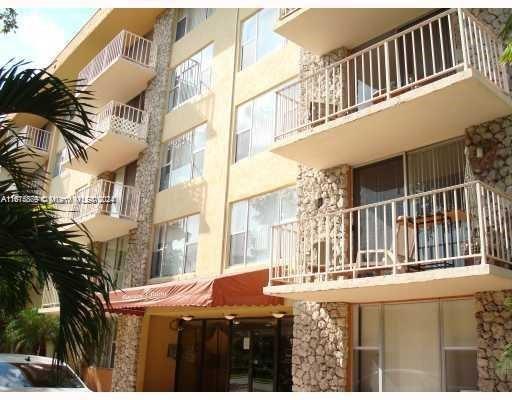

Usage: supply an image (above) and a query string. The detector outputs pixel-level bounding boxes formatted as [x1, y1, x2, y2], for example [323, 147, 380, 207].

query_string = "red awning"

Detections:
[106, 269, 281, 316]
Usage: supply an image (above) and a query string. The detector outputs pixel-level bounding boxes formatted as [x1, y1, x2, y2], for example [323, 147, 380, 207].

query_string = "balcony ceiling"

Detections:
[271, 69, 512, 169]
[62, 130, 147, 175]
[275, 8, 433, 55]
[264, 264, 512, 303]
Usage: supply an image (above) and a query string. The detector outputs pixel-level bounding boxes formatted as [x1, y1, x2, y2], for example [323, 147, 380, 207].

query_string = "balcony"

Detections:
[60, 179, 140, 242]
[271, 9, 512, 169]
[78, 30, 156, 106]
[275, 8, 432, 55]
[18, 125, 51, 164]
[62, 101, 148, 175]
[39, 281, 59, 314]
[265, 181, 512, 303]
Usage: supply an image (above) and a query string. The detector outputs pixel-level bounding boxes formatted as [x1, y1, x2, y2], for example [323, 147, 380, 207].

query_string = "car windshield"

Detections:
[0, 362, 84, 389]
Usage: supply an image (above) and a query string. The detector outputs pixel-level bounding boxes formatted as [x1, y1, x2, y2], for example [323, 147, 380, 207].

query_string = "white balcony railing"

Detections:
[275, 8, 510, 140]
[64, 101, 148, 163]
[94, 101, 149, 143]
[269, 181, 512, 286]
[19, 125, 51, 152]
[40, 281, 59, 309]
[59, 179, 140, 224]
[78, 30, 155, 87]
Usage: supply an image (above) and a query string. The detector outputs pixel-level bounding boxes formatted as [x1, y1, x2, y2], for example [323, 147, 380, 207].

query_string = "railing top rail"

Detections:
[98, 100, 146, 116]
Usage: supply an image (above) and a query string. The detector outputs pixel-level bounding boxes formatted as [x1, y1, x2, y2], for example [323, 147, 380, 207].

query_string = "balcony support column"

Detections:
[475, 290, 512, 391]
[111, 9, 176, 393]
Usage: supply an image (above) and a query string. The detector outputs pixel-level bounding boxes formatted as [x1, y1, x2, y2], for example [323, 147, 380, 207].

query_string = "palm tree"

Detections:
[0, 61, 113, 366]
[3, 308, 59, 355]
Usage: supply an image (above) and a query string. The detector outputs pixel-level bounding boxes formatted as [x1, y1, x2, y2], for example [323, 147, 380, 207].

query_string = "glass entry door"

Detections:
[229, 319, 276, 392]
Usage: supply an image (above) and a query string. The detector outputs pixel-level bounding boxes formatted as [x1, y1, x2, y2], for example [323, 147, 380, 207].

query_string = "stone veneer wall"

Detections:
[292, 302, 350, 391]
[475, 290, 512, 391]
[464, 8, 512, 391]
[111, 9, 175, 392]
[290, 47, 353, 392]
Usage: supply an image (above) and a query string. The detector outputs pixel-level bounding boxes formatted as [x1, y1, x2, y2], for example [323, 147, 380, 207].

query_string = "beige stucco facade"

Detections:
[10, 7, 512, 393]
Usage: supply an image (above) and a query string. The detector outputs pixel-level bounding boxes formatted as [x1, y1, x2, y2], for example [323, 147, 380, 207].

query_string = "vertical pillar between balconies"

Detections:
[111, 9, 175, 392]
[291, 47, 353, 392]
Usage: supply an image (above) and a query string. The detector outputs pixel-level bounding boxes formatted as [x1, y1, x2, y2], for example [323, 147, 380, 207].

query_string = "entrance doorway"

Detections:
[175, 317, 292, 392]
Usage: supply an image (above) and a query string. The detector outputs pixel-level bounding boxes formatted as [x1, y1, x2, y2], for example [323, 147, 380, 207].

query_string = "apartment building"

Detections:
[14, 7, 512, 392]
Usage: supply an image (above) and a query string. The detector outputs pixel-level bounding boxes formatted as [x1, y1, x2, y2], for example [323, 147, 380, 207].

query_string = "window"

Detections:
[51, 149, 65, 178]
[151, 214, 200, 278]
[240, 9, 285, 70]
[101, 235, 129, 287]
[175, 9, 215, 41]
[169, 44, 214, 110]
[352, 299, 477, 392]
[229, 187, 297, 266]
[159, 124, 207, 191]
[234, 89, 277, 162]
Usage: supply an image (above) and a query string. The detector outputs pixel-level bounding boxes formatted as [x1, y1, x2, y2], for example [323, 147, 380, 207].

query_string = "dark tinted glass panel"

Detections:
[0, 363, 83, 389]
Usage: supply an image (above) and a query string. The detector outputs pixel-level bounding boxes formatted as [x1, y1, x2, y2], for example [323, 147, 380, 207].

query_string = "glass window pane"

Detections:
[241, 15, 256, 45]
[353, 350, 379, 392]
[162, 222, 186, 276]
[176, 18, 187, 41]
[257, 9, 282, 60]
[159, 165, 170, 191]
[193, 124, 207, 151]
[445, 350, 478, 392]
[280, 188, 297, 223]
[185, 243, 198, 273]
[358, 305, 380, 348]
[246, 193, 277, 264]
[170, 139, 192, 186]
[235, 130, 250, 162]
[230, 201, 248, 234]
[442, 299, 477, 347]
[192, 151, 204, 178]
[383, 302, 441, 391]
[251, 92, 275, 155]
[186, 214, 200, 243]
[236, 102, 252, 134]
[230, 232, 245, 265]
[241, 40, 256, 70]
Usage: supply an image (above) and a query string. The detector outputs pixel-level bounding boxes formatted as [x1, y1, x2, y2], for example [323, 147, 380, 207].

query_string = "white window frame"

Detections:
[228, 187, 297, 267]
[169, 44, 214, 111]
[240, 8, 285, 70]
[175, 8, 215, 41]
[159, 124, 207, 191]
[151, 214, 200, 278]
[352, 299, 478, 392]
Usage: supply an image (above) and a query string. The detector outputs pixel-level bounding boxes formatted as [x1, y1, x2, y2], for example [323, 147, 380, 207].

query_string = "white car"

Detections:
[0, 354, 90, 391]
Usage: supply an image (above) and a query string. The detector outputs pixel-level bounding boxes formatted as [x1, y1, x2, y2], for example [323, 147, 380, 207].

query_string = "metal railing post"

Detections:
[475, 181, 487, 265]
[457, 8, 469, 69]
[384, 41, 391, 99]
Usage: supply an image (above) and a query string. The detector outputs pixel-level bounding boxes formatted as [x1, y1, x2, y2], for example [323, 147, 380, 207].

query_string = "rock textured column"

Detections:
[111, 9, 175, 392]
[475, 290, 512, 391]
[291, 46, 353, 392]
[292, 302, 350, 391]
[111, 315, 143, 391]
[466, 116, 512, 192]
